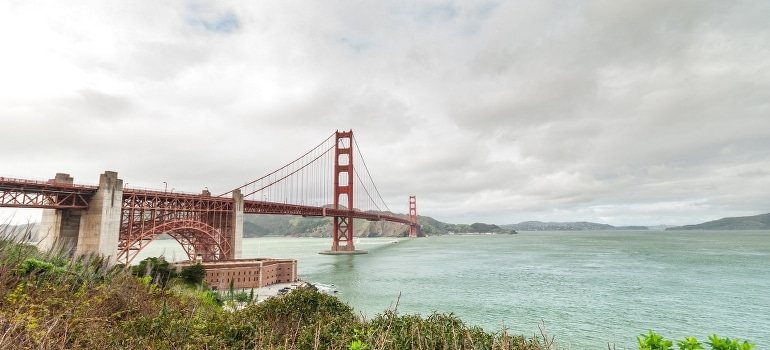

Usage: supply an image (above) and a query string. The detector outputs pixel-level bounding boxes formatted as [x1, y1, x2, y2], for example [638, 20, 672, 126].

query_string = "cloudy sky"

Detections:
[1, 1, 768, 227]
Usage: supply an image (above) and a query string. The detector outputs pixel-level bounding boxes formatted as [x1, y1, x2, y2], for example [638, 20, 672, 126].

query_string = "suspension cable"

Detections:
[353, 136, 393, 214]
[218, 131, 336, 197]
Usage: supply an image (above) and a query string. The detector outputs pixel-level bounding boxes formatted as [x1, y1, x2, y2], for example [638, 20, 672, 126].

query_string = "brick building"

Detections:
[175, 258, 297, 290]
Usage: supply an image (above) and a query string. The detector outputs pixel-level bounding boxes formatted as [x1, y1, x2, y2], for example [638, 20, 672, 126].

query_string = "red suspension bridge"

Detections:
[0, 130, 419, 265]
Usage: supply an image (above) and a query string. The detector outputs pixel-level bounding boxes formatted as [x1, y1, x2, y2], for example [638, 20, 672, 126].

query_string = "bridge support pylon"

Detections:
[320, 130, 367, 255]
[229, 189, 244, 259]
[39, 171, 123, 263]
[39, 173, 79, 254]
[408, 195, 419, 238]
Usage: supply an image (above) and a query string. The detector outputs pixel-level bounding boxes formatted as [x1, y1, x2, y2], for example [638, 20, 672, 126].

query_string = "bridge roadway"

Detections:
[242, 199, 412, 225]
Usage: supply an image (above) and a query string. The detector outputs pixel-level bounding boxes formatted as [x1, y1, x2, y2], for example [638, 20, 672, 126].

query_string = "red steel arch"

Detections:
[117, 189, 235, 265]
[117, 219, 230, 265]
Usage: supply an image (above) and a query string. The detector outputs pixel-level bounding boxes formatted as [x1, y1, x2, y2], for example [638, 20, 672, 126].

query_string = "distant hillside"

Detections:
[242, 214, 412, 237]
[666, 213, 770, 230]
[243, 214, 514, 237]
[501, 221, 647, 231]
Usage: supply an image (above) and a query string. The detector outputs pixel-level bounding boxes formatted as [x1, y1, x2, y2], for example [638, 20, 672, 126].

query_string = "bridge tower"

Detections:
[318, 130, 370, 255]
[408, 195, 419, 238]
[329, 130, 360, 253]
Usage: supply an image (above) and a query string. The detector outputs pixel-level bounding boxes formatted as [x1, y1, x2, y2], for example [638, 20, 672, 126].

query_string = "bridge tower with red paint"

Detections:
[324, 130, 366, 254]
[408, 195, 419, 238]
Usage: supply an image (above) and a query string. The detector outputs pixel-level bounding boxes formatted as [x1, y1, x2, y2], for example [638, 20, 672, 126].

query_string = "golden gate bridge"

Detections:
[0, 130, 419, 265]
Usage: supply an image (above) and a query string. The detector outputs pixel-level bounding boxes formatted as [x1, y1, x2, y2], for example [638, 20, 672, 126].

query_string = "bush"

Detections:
[178, 263, 205, 285]
[130, 256, 175, 287]
[638, 331, 754, 350]
[224, 287, 359, 349]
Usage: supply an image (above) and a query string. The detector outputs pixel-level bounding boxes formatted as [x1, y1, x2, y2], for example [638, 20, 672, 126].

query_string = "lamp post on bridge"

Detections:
[163, 181, 167, 193]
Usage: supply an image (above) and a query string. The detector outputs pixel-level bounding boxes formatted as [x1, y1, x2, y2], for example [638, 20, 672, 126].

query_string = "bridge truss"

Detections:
[0, 177, 95, 209]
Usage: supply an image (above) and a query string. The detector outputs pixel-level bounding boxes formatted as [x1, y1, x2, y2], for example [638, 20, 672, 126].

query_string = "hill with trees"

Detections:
[665, 213, 770, 230]
[501, 221, 647, 231]
[242, 214, 515, 237]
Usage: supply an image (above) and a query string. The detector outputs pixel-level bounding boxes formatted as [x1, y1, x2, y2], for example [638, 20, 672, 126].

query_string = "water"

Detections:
[137, 231, 770, 349]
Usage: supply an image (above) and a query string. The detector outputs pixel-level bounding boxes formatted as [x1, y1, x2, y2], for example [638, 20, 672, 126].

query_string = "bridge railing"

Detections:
[0, 176, 98, 191]
[122, 186, 206, 197]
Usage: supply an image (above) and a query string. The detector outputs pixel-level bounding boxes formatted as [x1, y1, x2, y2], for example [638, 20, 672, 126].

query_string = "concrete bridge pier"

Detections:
[230, 189, 243, 259]
[39, 173, 79, 254]
[39, 171, 123, 263]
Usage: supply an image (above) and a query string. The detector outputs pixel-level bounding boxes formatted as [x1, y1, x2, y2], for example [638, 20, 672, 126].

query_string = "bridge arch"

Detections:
[118, 219, 232, 265]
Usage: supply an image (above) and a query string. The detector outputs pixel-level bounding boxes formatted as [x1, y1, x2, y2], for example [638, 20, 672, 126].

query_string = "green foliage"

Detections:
[348, 328, 369, 350]
[706, 334, 755, 350]
[233, 290, 252, 303]
[228, 287, 359, 349]
[678, 336, 705, 350]
[293, 216, 328, 234]
[178, 263, 205, 285]
[243, 214, 297, 236]
[130, 256, 175, 287]
[470, 222, 501, 232]
[638, 332, 755, 350]
[197, 289, 223, 307]
[639, 330, 673, 350]
[366, 310, 494, 349]
[13, 258, 67, 276]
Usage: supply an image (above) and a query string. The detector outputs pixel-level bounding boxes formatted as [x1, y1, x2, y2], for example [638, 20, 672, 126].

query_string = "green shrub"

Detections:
[639, 330, 674, 350]
[12, 258, 67, 276]
[224, 287, 359, 349]
[705, 334, 755, 350]
[638, 331, 754, 350]
[130, 256, 175, 287]
[179, 263, 205, 285]
[677, 336, 704, 350]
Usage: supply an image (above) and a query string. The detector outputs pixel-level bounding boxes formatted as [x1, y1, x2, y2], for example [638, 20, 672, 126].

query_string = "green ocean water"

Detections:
[138, 230, 770, 349]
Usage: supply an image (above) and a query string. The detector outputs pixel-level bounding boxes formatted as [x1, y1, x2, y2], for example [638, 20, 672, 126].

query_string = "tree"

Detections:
[179, 263, 206, 285]
[131, 256, 175, 287]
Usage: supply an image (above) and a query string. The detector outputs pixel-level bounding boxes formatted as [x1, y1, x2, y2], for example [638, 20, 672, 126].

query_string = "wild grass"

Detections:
[0, 223, 559, 349]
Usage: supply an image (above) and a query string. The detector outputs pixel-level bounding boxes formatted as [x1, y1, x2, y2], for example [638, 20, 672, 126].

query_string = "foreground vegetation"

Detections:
[0, 225, 755, 349]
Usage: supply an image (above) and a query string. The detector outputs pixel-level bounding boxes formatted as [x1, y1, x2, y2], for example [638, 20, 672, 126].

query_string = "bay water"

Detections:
[138, 230, 770, 349]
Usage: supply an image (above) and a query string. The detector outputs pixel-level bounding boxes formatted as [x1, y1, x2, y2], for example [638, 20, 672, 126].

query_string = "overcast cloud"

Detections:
[2, 0, 769, 226]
